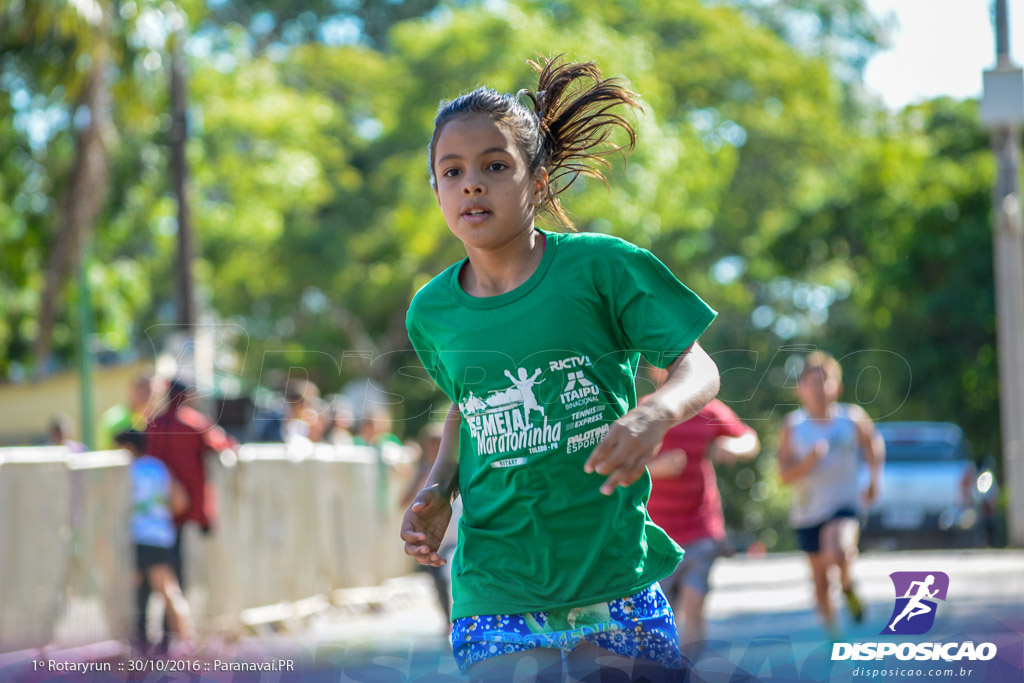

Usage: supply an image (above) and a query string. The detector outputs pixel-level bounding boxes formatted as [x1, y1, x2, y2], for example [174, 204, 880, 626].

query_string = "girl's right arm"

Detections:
[777, 423, 823, 484]
[710, 432, 761, 465]
[399, 403, 461, 566]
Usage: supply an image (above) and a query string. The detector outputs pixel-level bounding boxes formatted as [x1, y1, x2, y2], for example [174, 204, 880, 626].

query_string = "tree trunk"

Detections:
[33, 61, 111, 372]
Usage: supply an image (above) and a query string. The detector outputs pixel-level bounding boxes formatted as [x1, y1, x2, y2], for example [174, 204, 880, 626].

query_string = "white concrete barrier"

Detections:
[311, 445, 382, 590]
[0, 443, 419, 650]
[0, 448, 75, 652]
[62, 450, 133, 645]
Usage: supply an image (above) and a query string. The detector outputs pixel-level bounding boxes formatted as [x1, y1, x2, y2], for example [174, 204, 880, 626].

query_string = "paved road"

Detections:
[4, 549, 1022, 682]
[248, 549, 1024, 682]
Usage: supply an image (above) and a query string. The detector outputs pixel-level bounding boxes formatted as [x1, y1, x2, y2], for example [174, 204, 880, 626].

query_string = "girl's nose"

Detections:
[462, 172, 485, 195]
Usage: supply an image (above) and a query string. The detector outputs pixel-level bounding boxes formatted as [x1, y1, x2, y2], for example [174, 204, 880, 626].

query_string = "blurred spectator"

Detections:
[281, 379, 328, 445]
[143, 376, 237, 652]
[644, 366, 760, 655]
[326, 395, 355, 446]
[353, 406, 402, 449]
[116, 429, 195, 653]
[246, 388, 285, 443]
[402, 422, 444, 509]
[99, 373, 162, 450]
[47, 413, 88, 453]
[211, 395, 256, 443]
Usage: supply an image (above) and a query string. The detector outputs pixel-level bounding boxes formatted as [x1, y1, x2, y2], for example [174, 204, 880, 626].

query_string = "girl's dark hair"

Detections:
[429, 55, 641, 229]
[114, 429, 147, 454]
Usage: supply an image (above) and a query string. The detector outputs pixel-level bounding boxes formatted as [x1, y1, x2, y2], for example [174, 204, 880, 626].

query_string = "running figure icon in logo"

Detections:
[883, 571, 949, 635]
[504, 368, 546, 422]
[888, 575, 938, 631]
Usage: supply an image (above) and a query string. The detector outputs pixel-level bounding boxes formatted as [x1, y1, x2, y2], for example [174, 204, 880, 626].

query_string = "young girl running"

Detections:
[401, 56, 721, 682]
[777, 351, 885, 639]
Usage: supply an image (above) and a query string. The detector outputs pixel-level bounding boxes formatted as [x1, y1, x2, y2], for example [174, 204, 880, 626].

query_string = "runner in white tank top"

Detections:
[777, 352, 885, 639]
[786, 403, 862, 528]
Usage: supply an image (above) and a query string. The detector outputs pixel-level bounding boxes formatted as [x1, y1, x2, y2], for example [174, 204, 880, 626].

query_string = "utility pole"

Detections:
[170, 31, 196, 334]
[168, 25, 217, 418]
[982, 0, 1024, 547]
[76, 238, 95, 450]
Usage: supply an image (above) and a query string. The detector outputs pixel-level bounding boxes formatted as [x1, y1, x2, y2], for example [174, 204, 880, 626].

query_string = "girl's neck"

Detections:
[461, 228, 545, 297]
[805, 403, 837, 421]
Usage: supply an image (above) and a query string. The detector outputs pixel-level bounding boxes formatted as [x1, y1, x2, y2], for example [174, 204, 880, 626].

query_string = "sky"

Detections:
[862, 0, 1024, 110]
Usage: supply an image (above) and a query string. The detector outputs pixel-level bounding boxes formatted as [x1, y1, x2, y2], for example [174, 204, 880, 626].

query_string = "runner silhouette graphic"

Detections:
[889, 574, 938, 632]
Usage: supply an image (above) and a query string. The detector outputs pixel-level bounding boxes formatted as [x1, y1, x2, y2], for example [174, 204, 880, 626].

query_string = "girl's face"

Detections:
[433, 113, 545, 251]
[797, 366, 841, 414]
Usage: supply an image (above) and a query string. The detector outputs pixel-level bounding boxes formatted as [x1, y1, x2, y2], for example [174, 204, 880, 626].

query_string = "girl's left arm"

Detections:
[850, 403, 885, 506]
[584, 342, 720, 494]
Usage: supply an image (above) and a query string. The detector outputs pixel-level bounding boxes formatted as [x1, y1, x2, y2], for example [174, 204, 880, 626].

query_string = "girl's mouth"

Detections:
[462, 209, 492, 222]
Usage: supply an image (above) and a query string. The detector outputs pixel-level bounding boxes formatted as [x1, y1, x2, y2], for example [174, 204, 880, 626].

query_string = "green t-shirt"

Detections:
[406, 229, 717, 619]
[98, 404, 135, 451]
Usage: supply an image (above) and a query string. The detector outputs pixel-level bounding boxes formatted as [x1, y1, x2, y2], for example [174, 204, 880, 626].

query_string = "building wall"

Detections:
[0, 362, 153, 446]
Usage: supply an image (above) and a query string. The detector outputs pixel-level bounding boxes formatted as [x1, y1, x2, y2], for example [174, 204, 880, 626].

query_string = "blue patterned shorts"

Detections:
[451, 582, 682, 673]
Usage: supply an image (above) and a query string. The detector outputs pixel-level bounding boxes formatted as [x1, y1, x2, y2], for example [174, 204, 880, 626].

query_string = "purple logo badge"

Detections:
[883, 571, 949, 635]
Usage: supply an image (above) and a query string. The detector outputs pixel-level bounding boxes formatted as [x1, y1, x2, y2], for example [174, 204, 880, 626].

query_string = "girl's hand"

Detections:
[647, 449, 687, 479]
[810, 439, 828, 465]
[400, 484, 453, 566]
[861, 479, 879, 507]
[584, 406, 671, 494]
[708, 438, 730, 465]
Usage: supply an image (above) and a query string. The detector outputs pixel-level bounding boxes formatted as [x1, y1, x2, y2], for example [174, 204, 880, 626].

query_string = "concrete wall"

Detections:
[0, 443, 417, 651]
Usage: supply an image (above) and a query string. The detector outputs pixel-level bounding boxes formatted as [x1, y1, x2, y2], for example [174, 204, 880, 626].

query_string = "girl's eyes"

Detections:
[440, 161, 507, 178]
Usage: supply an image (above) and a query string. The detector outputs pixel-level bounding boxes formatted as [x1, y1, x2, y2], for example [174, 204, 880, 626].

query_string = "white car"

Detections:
[861, 422, 983, 550]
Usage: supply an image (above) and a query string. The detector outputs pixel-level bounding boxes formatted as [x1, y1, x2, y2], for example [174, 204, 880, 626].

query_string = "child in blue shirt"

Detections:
[116, 429, 195, 651]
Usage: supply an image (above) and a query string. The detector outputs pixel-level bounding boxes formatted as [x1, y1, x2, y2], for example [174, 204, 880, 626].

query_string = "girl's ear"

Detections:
[533, 167, 550, 204]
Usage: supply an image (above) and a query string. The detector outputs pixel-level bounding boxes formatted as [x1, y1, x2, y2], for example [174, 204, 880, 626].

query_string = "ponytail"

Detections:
[521, 57, 640, 228]
[429, 55, 641, 229]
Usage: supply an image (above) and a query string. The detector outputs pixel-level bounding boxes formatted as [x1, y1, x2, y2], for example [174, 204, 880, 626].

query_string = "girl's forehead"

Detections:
[435, 113, 520, 154]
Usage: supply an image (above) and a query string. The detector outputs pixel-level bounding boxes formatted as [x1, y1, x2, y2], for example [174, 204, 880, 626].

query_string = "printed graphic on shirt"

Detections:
[460, 365, 561, 461]
[552, 355, 601, 409]
[460, 356, 610, 465]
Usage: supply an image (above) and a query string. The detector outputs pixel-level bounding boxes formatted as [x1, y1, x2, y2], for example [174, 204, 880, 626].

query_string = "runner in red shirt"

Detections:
[147, 378, 236, 532]
[141, 377, 236, 652]
[645, 367, 760, 655]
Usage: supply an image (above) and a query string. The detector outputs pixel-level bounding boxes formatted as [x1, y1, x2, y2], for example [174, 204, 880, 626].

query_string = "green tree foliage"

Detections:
[729, 0, 889, 80]
[0, 0, 203, 374]
[772, 98, 998, 458]
[201, 0, 443, 49]
[0, 0, 115, 374]
[709, 97, 999, 549]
